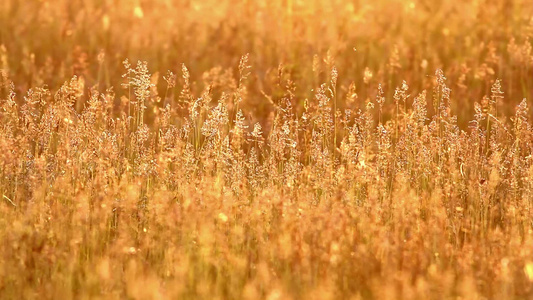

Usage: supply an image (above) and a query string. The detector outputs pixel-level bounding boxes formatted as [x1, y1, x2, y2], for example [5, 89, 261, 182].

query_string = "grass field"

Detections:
[1, 0, 533, 299]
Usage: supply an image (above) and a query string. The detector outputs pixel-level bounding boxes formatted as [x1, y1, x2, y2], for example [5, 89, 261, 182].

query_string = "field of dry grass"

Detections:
[1, 0, 533, 299]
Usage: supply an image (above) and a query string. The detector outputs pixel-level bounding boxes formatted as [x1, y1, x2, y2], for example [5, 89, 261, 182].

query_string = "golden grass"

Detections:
[0, 0, 533, 299]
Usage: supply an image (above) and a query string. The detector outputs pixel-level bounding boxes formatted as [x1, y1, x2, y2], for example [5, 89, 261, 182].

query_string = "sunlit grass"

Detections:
[0, 0, 533, 299]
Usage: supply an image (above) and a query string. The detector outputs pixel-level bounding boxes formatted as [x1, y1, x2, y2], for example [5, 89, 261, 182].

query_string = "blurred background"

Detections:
[0, 0, 532, 124]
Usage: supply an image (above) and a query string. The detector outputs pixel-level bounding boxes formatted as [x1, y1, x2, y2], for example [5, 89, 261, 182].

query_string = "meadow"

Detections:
[1, 0, 533, 299]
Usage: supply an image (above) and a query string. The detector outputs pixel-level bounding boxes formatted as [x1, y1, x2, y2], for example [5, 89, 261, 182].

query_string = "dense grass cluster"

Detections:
[1, 0, 533, 299]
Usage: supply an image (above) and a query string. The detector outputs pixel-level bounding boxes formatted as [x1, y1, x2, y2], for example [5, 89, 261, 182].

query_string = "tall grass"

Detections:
[1, 0, 533, 299]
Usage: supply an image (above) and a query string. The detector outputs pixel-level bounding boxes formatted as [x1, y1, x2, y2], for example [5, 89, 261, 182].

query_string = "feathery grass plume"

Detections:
[179, 63, 193, 107]
[235, 53, 251, 107]
[376, 83, 385, 124]
[163, 70, 176, 103]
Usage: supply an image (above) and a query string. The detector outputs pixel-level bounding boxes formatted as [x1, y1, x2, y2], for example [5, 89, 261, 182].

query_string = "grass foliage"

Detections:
[1, 0, 533, 299]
